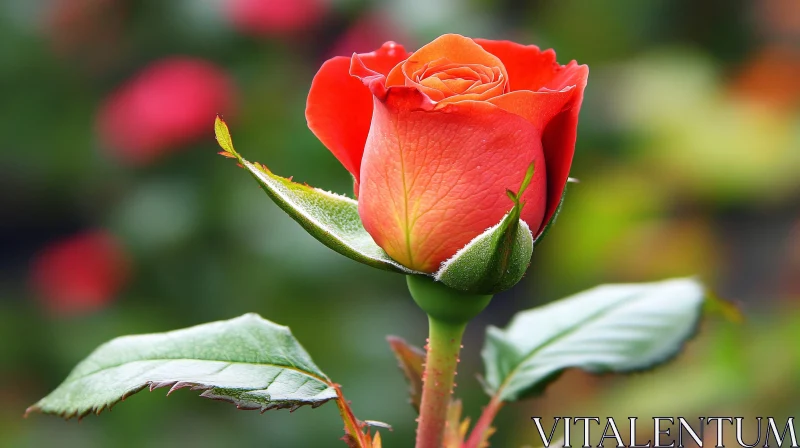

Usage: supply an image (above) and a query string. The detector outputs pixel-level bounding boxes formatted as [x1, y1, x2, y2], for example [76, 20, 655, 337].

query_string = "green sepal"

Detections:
[482, 278, 707, 402]
[408, 275, 493, 324]
[27, 314, 337, 419]
[386, 336, 426, 413]
[215, 116, 414, 274]
[434, 163, 536, 294]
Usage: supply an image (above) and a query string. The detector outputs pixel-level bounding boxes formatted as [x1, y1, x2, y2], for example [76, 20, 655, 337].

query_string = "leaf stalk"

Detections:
[464, 395, 503, 448]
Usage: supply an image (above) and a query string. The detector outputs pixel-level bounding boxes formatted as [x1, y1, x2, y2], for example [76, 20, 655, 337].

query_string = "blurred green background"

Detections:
[1, 0, 799, 447]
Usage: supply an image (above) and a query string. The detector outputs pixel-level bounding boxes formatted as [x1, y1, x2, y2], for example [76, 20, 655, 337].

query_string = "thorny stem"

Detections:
[415, 316, 467, 448]
[464, 395, 504, 448]
[406, 275, 493, 448]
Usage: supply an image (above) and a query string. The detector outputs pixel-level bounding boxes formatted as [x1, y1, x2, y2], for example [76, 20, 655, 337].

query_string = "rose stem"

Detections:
[416, 316, 466, 448]
[406, 275, 493, 448]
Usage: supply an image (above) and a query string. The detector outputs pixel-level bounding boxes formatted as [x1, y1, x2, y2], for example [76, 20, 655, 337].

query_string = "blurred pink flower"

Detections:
[327, 12, 411, 58]
[225, 0, 325, 36]
[98, 57, 236, 165]
[30, 231, 130, 315]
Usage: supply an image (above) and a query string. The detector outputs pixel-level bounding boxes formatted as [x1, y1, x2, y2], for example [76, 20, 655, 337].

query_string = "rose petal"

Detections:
[419, 76, 454, 100]
[441, 78, 476, 94]
[473, 38, 562, 92]
[350, 54, 436, 111]
[537, 67, 587, 234]
[475, 38, 588, 236]
[305, 41, 409, 181]
[542, 60, 589, 92]
[432, 66, 482, 81]
[387, 34, 508, 92]
[466, 80, 500, 94]
[487, 89, 574, 131]
[358, 98, 546, 272]
[437, 79, 506, 106]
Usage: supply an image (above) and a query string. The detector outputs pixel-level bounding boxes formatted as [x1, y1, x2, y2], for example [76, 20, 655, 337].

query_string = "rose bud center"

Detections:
[396, 55, 508, 106]
[412, 58, 505, 100]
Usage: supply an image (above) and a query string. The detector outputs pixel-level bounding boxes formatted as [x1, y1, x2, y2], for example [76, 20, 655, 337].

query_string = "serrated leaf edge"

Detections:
[25, 312, 338, 420]
[26, 377, 337, 421]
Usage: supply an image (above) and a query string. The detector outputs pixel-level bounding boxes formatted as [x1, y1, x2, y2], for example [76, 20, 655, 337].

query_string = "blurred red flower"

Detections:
[30, 231, 130, 315]
[98, 57, 236, 165]
[225, 0, 325, 36]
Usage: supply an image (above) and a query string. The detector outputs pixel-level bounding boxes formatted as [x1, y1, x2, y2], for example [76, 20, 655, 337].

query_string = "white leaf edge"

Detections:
[244, 161, 419, 274]
[433, 214, 532, 282]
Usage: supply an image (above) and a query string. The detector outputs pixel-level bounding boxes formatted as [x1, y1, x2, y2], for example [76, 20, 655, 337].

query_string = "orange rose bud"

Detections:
[306, 34, 587, 273]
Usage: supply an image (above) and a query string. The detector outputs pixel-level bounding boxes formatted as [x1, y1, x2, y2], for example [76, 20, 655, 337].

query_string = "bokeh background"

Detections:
[2, 0, 799, 446]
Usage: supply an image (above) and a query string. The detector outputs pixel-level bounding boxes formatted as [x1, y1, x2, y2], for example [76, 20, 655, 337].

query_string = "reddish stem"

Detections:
[415, 317, 467, 448]
[333, 383, 368, 447]
[406, 275, 493, 448]
[464, 395, 504, 448]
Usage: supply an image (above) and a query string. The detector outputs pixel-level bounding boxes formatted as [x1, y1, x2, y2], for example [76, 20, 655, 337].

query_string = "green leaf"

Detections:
[27, 313, 338, 419]
[482, 278, 705, 402]
[215, 116, 235, 155]
[214, 116, 413, 274]
[434, 163, 535, 294]
[386, 336, 426, 413]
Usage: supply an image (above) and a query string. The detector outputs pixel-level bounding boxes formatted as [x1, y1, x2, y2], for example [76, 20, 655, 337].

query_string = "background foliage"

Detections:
[1, 0, 798, 447]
